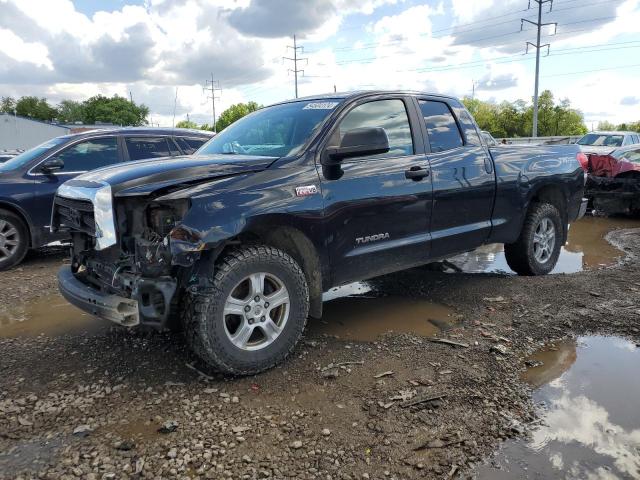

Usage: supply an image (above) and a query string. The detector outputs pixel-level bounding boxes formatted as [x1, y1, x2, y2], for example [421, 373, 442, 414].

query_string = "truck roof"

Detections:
[273, 90, 459, 106]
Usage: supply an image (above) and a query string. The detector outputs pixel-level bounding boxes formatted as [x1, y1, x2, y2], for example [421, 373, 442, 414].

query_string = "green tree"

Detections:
[15, 96, 57, 121]
[175, 120, 198, 129]
[215, 101, 260, 132]
[56, 100, 85, 123]
[597, 120, 616, 131]
[463, 91, 586, 138]
[82, 95, 149, 126]
[0, 96, 16, 114]
[626, 121, 640, 133]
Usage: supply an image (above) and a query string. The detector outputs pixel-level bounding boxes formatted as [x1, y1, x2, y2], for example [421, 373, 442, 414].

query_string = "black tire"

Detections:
[0, 209, 29, 271]
[182, 245, 309, 376]
[504, 203, 563, 276]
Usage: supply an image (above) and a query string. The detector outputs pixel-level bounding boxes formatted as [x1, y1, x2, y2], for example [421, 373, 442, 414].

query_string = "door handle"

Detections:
[405, 166, 430, 181]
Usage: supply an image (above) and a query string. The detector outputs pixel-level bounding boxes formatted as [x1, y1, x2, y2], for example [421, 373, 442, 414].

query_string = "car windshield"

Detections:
[197, 99, 343, 158]
[612, 148, 640, 163]
[0, 137, 68, 172]
[577, 134, 624, 147]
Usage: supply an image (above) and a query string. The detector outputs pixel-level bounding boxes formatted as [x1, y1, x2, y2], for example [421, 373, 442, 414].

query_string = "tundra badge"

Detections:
[356, 233, 390, 245]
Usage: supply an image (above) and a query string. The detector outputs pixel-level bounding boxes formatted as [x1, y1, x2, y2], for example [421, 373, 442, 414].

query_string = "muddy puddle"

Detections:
[312, 283, 458, 341]
[448, 215, 640, 274]
[475, 336, 640, 479]
[0, 293, 106, 338]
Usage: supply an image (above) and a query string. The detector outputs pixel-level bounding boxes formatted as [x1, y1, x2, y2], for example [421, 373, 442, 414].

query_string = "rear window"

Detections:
[419, 100, 464, 152]
[125, 137, 175, 161]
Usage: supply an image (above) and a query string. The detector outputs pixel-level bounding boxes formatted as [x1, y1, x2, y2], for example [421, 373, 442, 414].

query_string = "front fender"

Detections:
[163, 165, 325, 264]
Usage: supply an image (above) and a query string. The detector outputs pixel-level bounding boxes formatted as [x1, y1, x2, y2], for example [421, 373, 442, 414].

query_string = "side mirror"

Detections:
[40, 157, 64, 173]
[323, 127, 390, 165]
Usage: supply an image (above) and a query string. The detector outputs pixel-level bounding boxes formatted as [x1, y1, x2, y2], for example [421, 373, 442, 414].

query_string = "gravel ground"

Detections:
[1, 229, 639, 480]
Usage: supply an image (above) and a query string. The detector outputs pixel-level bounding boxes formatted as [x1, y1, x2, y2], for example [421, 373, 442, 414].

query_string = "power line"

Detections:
[283, 34, 307, 98]
[542, 62, 640, 77]
[203, 73, 221, 132]
[331, 14, 618, 68]
[314, 0, 616, 56]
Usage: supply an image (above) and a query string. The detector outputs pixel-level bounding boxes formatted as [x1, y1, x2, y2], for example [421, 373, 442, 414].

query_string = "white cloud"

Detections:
[0, 0, 638, 126]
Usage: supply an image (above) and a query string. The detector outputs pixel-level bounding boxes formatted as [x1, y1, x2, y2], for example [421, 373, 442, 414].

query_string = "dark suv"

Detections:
[0, 128, 213, 270]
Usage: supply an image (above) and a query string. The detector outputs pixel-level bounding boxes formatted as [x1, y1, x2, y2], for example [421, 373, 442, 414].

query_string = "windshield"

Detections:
[0, 137, 68, 172]
[577, 134, 624, 147]
[197, 99, 343, 158]
[612, 148, 640, 163]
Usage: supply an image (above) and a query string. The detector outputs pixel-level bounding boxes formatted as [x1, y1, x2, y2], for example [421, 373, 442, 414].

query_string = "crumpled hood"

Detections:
[72, 154, 277, 197]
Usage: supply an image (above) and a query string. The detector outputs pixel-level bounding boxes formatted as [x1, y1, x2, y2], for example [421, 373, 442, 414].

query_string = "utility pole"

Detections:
[129, 90, 134, 103]
[522, 0, 557, 137]
[204, 73, 221, 132]
[283, 34, 307, 99]
[471, 80, 476, 100]
[172, 87, 178, 128]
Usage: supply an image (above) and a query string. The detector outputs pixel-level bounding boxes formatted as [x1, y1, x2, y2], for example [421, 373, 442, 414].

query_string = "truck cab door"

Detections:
[416, 98, 496, 258]
[318, 96, 433, 286]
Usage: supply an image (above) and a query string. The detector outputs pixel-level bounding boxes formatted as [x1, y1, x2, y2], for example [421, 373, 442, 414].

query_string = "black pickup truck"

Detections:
[53, 91, 587, 375]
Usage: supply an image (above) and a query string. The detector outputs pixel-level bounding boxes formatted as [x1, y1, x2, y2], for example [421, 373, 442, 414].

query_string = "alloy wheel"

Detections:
[223, 272, 290, 351]
[532, 217, 556, 264]
[0, 219, 20, 261]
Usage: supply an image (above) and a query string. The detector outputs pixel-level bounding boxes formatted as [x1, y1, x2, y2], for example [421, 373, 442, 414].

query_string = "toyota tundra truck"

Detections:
[52, 91, 587, 375]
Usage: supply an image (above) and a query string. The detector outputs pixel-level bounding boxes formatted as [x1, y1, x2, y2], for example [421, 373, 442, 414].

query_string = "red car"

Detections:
[588, 145, 640, 178]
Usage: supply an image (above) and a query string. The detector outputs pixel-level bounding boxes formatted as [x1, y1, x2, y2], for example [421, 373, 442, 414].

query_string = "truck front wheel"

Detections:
[182, 245, 309, 375]
[504, 203, 563, 276]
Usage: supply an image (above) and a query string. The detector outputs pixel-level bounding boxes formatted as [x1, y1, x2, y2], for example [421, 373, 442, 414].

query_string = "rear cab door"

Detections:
[414, 96, 496, 258]
[318, 94, 434, 286]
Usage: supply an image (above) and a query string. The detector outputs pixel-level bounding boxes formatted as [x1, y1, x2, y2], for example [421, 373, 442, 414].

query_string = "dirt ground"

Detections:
[1, 227, 639, 480]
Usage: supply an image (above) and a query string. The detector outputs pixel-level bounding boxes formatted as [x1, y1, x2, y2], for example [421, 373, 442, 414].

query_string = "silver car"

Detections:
[576, 131, 640, 155]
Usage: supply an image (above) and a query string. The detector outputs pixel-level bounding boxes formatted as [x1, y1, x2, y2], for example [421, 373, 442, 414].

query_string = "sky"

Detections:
[1, 0, 639, 128]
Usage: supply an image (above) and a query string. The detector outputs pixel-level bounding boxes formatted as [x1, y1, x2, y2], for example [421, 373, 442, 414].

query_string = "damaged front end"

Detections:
[585, 175, 640, 215]
[52, 182, 206, 329]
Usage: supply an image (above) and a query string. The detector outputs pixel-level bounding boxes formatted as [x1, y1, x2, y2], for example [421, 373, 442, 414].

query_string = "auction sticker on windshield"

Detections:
[303, 102, 339, 110]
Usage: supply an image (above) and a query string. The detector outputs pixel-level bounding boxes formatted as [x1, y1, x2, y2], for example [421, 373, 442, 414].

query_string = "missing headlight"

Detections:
[146, 200, 189, 237]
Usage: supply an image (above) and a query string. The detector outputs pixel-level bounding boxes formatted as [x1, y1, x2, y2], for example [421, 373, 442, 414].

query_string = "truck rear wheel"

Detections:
[182, 245, 309, 375]
[504, 203, 562, 276]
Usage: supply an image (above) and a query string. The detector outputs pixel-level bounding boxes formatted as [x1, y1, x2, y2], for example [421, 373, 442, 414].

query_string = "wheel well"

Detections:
[531, 185, 566, 214]
[223, 226, 324, 319]
[0, 202, 32, 247]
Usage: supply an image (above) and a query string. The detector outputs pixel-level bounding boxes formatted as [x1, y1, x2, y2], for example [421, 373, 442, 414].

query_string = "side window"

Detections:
[177, 137, 208, 154]
[419, 100, 464, 152]
[185, 137, 208, 150]
[167, 138, 181, 156]
[52, 137, 118, 172]
[175, 137, 194, 154]
[125, 137, 173, 161]
[631, 135, 639, 145]
[330, 99, 414, 159]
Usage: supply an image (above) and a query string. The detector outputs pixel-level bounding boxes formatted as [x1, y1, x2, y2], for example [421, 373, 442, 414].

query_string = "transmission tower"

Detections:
[522, 0, 557, 137]
[204, 73, 222, 132]
[283, 34, 307, 99]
